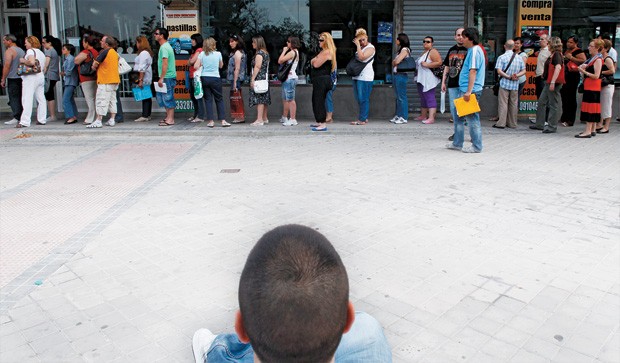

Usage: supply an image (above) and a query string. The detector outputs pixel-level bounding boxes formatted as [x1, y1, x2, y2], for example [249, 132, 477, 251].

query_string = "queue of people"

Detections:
[1, 29, 616, 143]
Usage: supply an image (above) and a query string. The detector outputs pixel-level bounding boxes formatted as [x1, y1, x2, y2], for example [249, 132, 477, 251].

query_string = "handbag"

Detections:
[396, 48, 416, 73]
[277, 50, 297, 82]
[601, 74, 614, 87]
[79, 50, 96, 76]
[118, 56, 132, 75]
[16, 50, 42, 76]
[567, 61, 579, 72]
[422, 50, 443, 79]
[132, 85, 153, 101]
[230, 88, 245, 120]
[193, 74, 203, 99]
[346, 55, 374, 77]
[252, 60, 269, 94]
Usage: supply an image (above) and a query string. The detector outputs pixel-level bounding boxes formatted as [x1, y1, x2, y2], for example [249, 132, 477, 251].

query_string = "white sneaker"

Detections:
[4, 118, 18, 125]
[280, 116, 288, 123]
[283, 119, 298, 126]
[192, 328, 217, 363]
[462, 145, 481, 153]
[445, 142, 460, 150]
[86, 120, 102, 128]
[394, 117, 407, 124]
[106, 119, 115, 127]
[134, 116, 151, 122]
[389, 115, 398, 123]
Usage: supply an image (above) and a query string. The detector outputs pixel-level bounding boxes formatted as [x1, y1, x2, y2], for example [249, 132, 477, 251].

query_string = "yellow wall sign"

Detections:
[518, 1, 553, 28]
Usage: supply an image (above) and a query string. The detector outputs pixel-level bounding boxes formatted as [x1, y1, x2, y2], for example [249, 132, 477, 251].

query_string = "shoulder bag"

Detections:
[567, 49, 581, 72]
[601, 56, 615, 87]
[492, 52, 516, 96]
[79, 50, 96, 76]
[253, 56, 269, 94]
[277, 50, 297, 82]
[396, 48, 416, 73]
[118, 56, 132, 75]
[346, 54, 374, 77]
[17, 50, 42, 76]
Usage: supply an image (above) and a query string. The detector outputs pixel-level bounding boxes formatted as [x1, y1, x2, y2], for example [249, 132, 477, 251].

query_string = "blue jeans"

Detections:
[352, 80, 373, 121]
[63, 85, 78, 119]
[325, 83, 337, 113]
[393, 73, 408, 119]
[448, 87, 460, 126]
[452, 90, 483, 152]
[203, 312, 392, 363]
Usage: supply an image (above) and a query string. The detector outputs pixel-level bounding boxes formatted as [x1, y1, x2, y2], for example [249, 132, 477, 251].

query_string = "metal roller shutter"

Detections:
[403, 0, 465, 111]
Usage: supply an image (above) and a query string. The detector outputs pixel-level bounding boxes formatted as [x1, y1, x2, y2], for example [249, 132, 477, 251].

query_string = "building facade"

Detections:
[1, 0, 618, 115]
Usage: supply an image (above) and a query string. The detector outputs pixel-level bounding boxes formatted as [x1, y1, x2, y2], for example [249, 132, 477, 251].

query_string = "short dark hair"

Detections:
[600, 32, 611, 41]
[462, 27, 479, 45]
[513, 36, 522, 43]
[567, 35, 579, 45]
[424, 36, 434, 43]
[397, 33, 410, 49]
[83, 35, 99, 47]
[63, 43, 76, 56]
[239, 224, 349, 363]
[156, 27, 169, 40]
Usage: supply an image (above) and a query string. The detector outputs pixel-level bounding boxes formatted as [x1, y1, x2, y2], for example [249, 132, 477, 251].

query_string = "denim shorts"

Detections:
[156, 78, 177, 109]
[281, 78, 297, 101]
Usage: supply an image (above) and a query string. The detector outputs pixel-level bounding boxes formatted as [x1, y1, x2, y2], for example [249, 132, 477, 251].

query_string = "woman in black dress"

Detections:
[310, 32, 336, 132]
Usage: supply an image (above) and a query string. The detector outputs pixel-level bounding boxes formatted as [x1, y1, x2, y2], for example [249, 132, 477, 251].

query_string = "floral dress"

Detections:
[249, 50, 271, 107]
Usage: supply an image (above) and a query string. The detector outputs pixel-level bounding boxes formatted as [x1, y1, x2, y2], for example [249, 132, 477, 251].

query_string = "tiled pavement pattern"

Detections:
[0, 118, 618, 362]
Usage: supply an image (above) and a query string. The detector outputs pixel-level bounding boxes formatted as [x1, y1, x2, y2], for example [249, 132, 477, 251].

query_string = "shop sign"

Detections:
[517, 0, 553, 114]
[163, 9, 199, 112]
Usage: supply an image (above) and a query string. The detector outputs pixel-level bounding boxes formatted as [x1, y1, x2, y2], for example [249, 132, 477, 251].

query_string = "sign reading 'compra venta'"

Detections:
[517, 0, 553, 114]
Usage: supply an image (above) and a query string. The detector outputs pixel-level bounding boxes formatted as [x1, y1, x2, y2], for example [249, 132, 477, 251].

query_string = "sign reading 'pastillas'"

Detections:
[164, 10, 199, 55]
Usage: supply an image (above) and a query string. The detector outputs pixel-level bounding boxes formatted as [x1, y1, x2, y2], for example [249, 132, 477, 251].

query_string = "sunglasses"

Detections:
[154, 33, 160, 36]
[318, 39, 325, 42]
[423, 40, 432, 44]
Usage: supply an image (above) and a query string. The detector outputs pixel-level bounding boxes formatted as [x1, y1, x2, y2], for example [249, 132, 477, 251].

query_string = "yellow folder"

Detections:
[453, 94, 481, 117]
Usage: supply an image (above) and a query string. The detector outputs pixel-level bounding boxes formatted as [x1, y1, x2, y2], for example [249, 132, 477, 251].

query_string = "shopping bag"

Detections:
[193, 75, 203, 99]
[230, 88, 245, 120]
[453, 94, 481, 117]
[440, 91, 446, 114]
[132, 86, 153, 101]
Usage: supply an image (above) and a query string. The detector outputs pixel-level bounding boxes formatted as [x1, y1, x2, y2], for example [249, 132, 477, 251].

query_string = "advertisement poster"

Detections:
[164, 9, 199, 112]
[516, 0, 553, 114]
[377, 22, 392, 43]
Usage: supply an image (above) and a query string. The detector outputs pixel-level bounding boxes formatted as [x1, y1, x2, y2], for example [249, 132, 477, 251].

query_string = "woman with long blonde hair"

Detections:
[309, 32, 337, 131]
[194, 37, 230, 127]
[133, 35, 154, 122]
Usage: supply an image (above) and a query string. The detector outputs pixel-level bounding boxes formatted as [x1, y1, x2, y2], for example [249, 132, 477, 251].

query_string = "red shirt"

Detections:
[78, 48, 99, 83]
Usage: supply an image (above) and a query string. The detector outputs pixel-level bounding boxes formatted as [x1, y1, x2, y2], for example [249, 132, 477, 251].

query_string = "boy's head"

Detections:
[236, 225, 352, 363]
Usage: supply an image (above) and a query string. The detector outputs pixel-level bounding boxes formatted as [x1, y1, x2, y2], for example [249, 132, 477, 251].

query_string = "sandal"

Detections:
[561, 122, 570, 127]
[190, 118, 204, 123]
[350, 121, 367, 125]
[232, 119, 245, 123]
[159, 120, 175, 126]
[65, 118, 78, 125]
[251, 121, 264, 126]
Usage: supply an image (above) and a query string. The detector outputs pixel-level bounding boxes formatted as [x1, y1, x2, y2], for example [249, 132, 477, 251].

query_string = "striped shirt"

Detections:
[496, 51, 525, 91]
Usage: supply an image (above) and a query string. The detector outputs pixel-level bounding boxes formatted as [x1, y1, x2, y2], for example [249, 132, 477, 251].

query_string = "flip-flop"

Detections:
[159, 120, 174, 126]
[350, 121, 367, 125]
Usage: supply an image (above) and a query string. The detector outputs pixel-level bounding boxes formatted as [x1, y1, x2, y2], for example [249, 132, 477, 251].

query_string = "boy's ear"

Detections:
[343, 301, 355, 333]
[234, 310, 251, 343]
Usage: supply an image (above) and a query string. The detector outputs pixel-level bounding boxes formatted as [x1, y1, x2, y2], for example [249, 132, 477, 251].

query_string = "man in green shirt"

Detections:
[155, 27, 177, 126]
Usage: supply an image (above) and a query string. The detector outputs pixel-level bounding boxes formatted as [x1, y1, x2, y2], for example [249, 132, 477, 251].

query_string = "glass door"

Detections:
[6, 14, 31, 50]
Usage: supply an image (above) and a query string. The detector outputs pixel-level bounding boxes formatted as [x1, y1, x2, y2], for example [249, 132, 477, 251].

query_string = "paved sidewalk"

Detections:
[0, 116, 619, 362]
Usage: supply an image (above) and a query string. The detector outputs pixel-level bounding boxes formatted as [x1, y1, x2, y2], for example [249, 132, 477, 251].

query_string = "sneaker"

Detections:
[134, 116, 151, 122]
[4, 118, 18, 125]
[393, 117, 405, 124]
[106, 119, 115, 127]
[448, 134, 454, 141]
[462, 145, 481, 153]
[389, 115, 398, 123]
[445, 142, 460, 150]
[192, 328, 217, 363]
[86, 120, 102, 128]
[280, 116, 288, 123]
[283, 119, 298, 126]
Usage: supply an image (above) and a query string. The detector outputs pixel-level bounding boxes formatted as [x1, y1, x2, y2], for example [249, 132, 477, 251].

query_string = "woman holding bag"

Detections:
[310, 32, 336, 132]
[391, 33, 412, 124]
[278, 36, 300, 126]
[17, 36, 47, 128]
[350, 28, 375, 126]
[227, 34, 247, 123]
[575, 39, 604, 138]
[249, 35, 270, 126]
[187, 33, 205, 123]
[74, 35, 98, 125]
[133, 35, 153, 122]
[416, 36, 442, 124]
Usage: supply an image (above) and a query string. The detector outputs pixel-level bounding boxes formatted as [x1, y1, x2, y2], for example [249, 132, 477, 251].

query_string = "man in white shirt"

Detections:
[534, 34, 551, 99]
